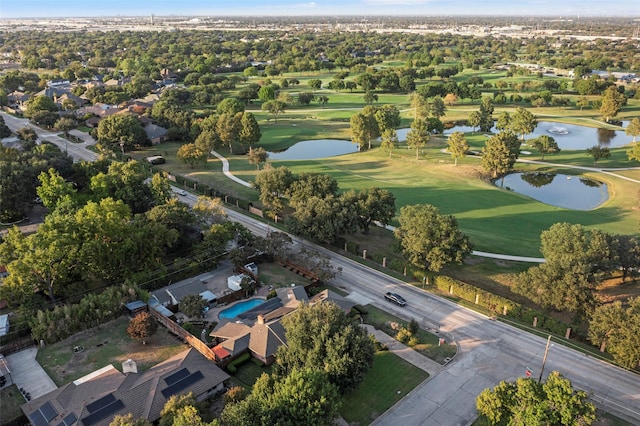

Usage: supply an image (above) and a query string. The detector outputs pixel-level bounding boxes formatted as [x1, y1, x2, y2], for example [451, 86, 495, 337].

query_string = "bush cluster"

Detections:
[433, 275, 574, 337]
[29, 284, 139, 344]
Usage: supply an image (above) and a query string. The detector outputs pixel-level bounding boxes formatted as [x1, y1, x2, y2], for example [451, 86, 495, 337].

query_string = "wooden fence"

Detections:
[148, 307, 217, 362]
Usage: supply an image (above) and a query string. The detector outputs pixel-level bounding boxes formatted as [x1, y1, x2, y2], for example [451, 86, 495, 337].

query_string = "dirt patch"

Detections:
[38, 317, 188, 386]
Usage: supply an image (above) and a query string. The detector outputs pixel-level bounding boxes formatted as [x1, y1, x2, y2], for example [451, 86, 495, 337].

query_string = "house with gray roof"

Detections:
[21, 348, 229, 426]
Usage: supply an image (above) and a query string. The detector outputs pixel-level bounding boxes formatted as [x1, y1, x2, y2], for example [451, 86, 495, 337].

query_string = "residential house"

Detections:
[21, 348, 229, 426]
[144, 123, 168, 145]
[7, 91, 29, 107]
[150, 280, 210, 309]
[210, 316, 286, 365]
[160, 68, 178, 80]
[209, 286, 353, 365]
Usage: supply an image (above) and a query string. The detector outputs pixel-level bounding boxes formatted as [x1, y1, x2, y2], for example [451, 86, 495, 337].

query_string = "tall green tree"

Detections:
[351, 186, 396, 233]
[406, 118, 429, 159]
[24, 95, 57, 118]
[96, 114, 148, 149]
[374, 104, 401, 134]
[247, 146, 268, 170]
[599, 85, 626, 122]
[514, 223, 613, 313]
[54, 117, 77, 138]
[275, 302, 375, 394]
[394, 204, 472, 272]
[380, 128, 398, 158]
[589, 297, 640, 369]
[409, 92, 429, 119]
[510, 107, 537, 140]
[481, 131, 520, 180]
[216, 112, 242, 153]
[476, 372, 596, 426]
[428, 95, 446, 119]
[253, 166, 294, 213]
[261, 100, 286, 123]
[467, 111, 481, 134]
[239, 112, 262, 149]
[222, 369, 339, 426]
[287, 173, 339, 209]
[478, 96, 495, 132]
[349, 111, 379, 151]
[586, 145, 610, 166]
[447, 131, 469, 166]
[628, 142, 640, 163]
[531, 135, 560, 160]
[177, 143, 207, 169]
[625, 117, 640, 142]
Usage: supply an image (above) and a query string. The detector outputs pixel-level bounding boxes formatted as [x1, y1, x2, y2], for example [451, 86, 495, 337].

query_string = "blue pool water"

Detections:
[219, 299, 265, 319]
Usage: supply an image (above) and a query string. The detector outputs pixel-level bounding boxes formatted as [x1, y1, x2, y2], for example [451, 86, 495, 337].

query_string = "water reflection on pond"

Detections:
[267, 139, 358, 160]
[498, 172, 608, 210]
[398, 121, 634, 150]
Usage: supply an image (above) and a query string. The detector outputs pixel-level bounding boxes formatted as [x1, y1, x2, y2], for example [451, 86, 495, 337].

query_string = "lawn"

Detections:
[228, 359, 273, 389]
[257, 262, 312, 289]
[36, 316, 189, 386]
[362, 304, 457, 363]
[1, 385, 26, 424]
[339, 350, 429, 425]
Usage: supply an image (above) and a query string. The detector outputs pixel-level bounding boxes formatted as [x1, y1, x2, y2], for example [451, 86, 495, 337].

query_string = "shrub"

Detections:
[227, 352, 251, 373]
[408, 318, 419, 335]
[408, 336, 419, 347]
[396, 327, 412, 344]
[266, 290, 278, 300]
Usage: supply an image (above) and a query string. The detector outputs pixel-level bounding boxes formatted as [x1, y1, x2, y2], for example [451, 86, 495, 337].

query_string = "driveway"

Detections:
[6, 347, 57, 400]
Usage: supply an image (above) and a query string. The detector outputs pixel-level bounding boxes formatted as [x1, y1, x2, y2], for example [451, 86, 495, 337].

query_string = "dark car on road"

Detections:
[384, 292, 407, 307]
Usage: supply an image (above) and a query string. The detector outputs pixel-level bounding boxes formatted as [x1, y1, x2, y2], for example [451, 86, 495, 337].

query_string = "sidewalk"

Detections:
[361, 324, 442, 376]
[6, 346, 57, 399]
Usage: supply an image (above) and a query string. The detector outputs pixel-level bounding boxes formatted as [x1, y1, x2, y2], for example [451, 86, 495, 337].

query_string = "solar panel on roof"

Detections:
[59, 412, 77, 426]
[40, 401, 59, 421]
[28, 410, 48, 426]
[161, 371, 204, 398]
[86, 393, 115, 413]
[164, 367, 189, 386]
[81, 399, 124, 426]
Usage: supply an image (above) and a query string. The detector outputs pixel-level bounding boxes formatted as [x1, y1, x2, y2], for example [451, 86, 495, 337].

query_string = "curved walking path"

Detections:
[211, 149, 549, 262]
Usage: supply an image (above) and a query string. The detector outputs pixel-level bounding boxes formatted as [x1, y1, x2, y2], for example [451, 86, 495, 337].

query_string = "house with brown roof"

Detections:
[210, 316, 286, 365]
[209, 286, 353, 366]
[21, 348, 229, 426]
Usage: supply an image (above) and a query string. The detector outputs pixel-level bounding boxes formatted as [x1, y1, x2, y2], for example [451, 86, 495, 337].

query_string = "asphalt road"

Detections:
[1, 112, 97, 162]
[7, 114, 639, 424]
[223, 209, 640, 425]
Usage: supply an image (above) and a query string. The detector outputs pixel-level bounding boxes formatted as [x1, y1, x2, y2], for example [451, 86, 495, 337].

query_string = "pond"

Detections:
[498, 172, 608, 210]
[398, 121, 634, 150]
[267, 139, 358, 161]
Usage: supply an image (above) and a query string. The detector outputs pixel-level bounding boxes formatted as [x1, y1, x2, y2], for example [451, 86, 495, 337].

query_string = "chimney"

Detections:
[257, 315, 264, 325]
[122, 359, 138, 374]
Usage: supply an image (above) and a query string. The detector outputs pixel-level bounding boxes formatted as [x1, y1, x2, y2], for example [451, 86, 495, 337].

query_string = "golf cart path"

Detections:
[211, 148, 640, 263]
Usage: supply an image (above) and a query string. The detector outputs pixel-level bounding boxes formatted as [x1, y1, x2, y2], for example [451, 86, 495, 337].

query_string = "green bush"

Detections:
[29, 284, 140, 344]
[396, 327, 412, 344]
[266, 290, 278, 300]
[227, 352, 252, 373]
[433, 275, 575, 337]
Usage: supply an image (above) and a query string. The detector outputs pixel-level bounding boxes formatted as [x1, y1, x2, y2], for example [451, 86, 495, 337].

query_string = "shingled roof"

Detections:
[22, 349, 229, 426]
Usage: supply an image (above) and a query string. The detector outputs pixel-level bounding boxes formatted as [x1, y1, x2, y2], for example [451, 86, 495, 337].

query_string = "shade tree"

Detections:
[531, 135, 560, 160]
[394, 204, 472, 272]
[275, 302, 375, 394]
[447, 131, 469, 166]
[406, 118, 429, 159]
[476, 372, 596, 426]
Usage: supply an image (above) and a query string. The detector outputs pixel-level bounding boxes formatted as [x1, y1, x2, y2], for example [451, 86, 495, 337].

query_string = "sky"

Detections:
[1, 0, 631, 19]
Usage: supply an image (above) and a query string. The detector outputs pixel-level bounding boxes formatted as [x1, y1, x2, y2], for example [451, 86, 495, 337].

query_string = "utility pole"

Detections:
[538, 335, 552, 383]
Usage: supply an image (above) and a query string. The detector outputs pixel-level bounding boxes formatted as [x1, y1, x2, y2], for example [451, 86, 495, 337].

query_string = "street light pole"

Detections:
[538, 335, 552, 383]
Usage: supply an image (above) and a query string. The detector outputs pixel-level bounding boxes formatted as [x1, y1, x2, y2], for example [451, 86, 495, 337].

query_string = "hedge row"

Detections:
[29, 284, 140, 344]
[433, 275, 575, 337]
[226, 352, 251, 373]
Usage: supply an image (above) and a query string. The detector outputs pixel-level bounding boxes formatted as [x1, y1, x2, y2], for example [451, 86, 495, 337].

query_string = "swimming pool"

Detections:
[218, 299, 265, 319]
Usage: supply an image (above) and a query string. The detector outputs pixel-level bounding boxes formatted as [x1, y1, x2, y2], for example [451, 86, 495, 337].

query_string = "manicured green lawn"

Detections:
[340, 350, 429, 425]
